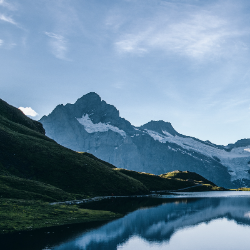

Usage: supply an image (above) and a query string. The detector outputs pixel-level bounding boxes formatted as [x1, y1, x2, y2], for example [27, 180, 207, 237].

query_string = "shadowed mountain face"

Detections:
[40, 92, 250, 188]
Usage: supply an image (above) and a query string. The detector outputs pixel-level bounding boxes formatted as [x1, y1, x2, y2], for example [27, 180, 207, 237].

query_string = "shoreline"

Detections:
[1, 188, 243, 235]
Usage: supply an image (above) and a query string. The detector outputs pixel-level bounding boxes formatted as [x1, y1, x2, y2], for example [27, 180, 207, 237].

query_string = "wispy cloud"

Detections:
[0, 39, 3, 46]
[0, 14, 17, 25]
[45, 32, 68, 60]
[113, 3, 247, 59]
[0, 0, 16, 11]
[19, 107, 38, 117]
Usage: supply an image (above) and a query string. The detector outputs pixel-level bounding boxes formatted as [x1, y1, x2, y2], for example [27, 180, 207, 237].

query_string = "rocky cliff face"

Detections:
[40, 92, 250, 188]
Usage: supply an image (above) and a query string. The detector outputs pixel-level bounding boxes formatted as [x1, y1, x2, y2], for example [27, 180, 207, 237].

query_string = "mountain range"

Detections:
[0, 97, 148, 198]
[40, 92, 250, 188]
[0, 97, 218, 201]
[1, 97, 224, 234]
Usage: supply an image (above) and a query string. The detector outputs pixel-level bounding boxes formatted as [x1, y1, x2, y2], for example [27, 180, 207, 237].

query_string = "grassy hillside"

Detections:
[114, 169, 225, 191]
[161, 170, 216, 185]
[0, 198, 121, 233]
[0, 98, 225, 234]
[0, 98, 148, 197]
[0, 98, 223, 197]
[0, 175, 82, 202]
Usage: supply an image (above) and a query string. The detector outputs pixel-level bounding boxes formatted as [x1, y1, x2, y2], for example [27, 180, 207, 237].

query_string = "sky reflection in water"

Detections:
[118, 219, 250, 250]
[50, 192, 250, 250]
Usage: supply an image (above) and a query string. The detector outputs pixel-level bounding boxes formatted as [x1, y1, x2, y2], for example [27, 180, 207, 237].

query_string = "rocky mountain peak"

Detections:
[227, 139, 250, 150]
[40, 92, 134, 134]
[75, 92, 101, 106]
[39, 92, 250, 189]
[73, 92, 119, 122]
[140, 120, 180, 136]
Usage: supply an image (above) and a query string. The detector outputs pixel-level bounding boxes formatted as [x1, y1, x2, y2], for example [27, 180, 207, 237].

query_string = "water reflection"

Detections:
[2, 192, 250, 250]
[119, 218, 250, 250]
[53, 192, 250, 250]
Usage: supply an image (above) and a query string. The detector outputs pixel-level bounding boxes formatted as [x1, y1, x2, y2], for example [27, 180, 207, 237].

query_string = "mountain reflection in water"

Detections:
[2, 192, 250, 250]
[52, 192, 250, 250]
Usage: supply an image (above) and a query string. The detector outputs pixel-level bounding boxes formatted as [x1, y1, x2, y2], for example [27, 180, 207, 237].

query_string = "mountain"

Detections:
[0, 98, 150, 198]
[0, 97, 220, 199]
[1, 97, 226, 234]
[40, 92, 250, 188]
[58, 196, 250, 249]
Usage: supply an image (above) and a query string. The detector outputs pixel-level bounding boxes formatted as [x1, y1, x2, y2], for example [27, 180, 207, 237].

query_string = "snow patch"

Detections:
[145, 129, 168, 143]
[145, 129, 250, 181]
[77, 114, 126, 138]
[162, 130, 173, 137]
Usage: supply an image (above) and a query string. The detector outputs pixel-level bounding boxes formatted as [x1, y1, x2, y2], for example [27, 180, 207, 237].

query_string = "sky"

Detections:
[1, 0, 250, 145]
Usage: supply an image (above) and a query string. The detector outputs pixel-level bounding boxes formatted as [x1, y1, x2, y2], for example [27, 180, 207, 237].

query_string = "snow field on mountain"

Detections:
[75, 111, 250, 182]
[144, 129, 250, 180]
[77, 114, 127, 138]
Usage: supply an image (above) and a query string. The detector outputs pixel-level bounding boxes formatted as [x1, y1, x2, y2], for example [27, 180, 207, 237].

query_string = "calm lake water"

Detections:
[2, 191, 250, 250]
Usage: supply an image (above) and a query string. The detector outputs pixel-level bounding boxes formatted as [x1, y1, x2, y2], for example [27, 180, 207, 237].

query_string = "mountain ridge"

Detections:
[0, 97, 226, 234]
[40, 92, 250, 188]
[0, 97, 149, 197]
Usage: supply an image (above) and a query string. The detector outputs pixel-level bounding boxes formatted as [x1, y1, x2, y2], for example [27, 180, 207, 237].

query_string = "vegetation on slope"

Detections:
[160, 170, 225, 191]
[0, 98, 147, 197]
[235, 188, 250, 191]
[0, 175, 83, 202]
[0, 98, 45, 135]
[161, 170, 216, 185]
[0, 98, 225, 234]
[0, 199, 121, 234]
[114, 169, 225, 191]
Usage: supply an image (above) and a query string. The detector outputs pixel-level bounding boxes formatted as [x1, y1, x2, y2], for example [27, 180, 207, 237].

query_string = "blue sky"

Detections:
[1, 0, 250, 145]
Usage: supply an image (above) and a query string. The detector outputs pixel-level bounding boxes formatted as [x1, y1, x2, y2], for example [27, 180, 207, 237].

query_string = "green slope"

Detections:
[0, 98, 224, 198]
[0, 99, 147, 197]
[0, 198, 121, 233]
[0, 175, 80, 202]
[160, 170, 216, 185]
[0, 98, 226, 234]
[114, 169, 224, 191]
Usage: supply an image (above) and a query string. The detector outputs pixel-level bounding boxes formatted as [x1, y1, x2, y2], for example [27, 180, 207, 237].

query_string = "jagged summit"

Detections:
[75, 92, 102, 107]
[227, 139, 250, 150]
[140, 120, 180, 136]
[78, 91, 101, 99]
[39, 92, 250, 189]
[41, 92, 120, 122]
[40, 92, 134, 142]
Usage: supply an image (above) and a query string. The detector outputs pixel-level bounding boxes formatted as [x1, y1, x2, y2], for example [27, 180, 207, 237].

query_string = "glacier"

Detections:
[77, 114, 127, 138]
[144, 128, 250, 181]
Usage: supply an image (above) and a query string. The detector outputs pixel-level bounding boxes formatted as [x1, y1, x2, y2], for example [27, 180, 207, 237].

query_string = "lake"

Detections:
[2, 191, 250, 250]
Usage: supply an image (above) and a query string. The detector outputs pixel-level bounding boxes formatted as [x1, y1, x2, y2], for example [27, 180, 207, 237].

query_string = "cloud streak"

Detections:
[0, 14, 17, 25]
[113, 3, 247, 59]
[0, 0, 16, 11]
[45, 32, 68, 60]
